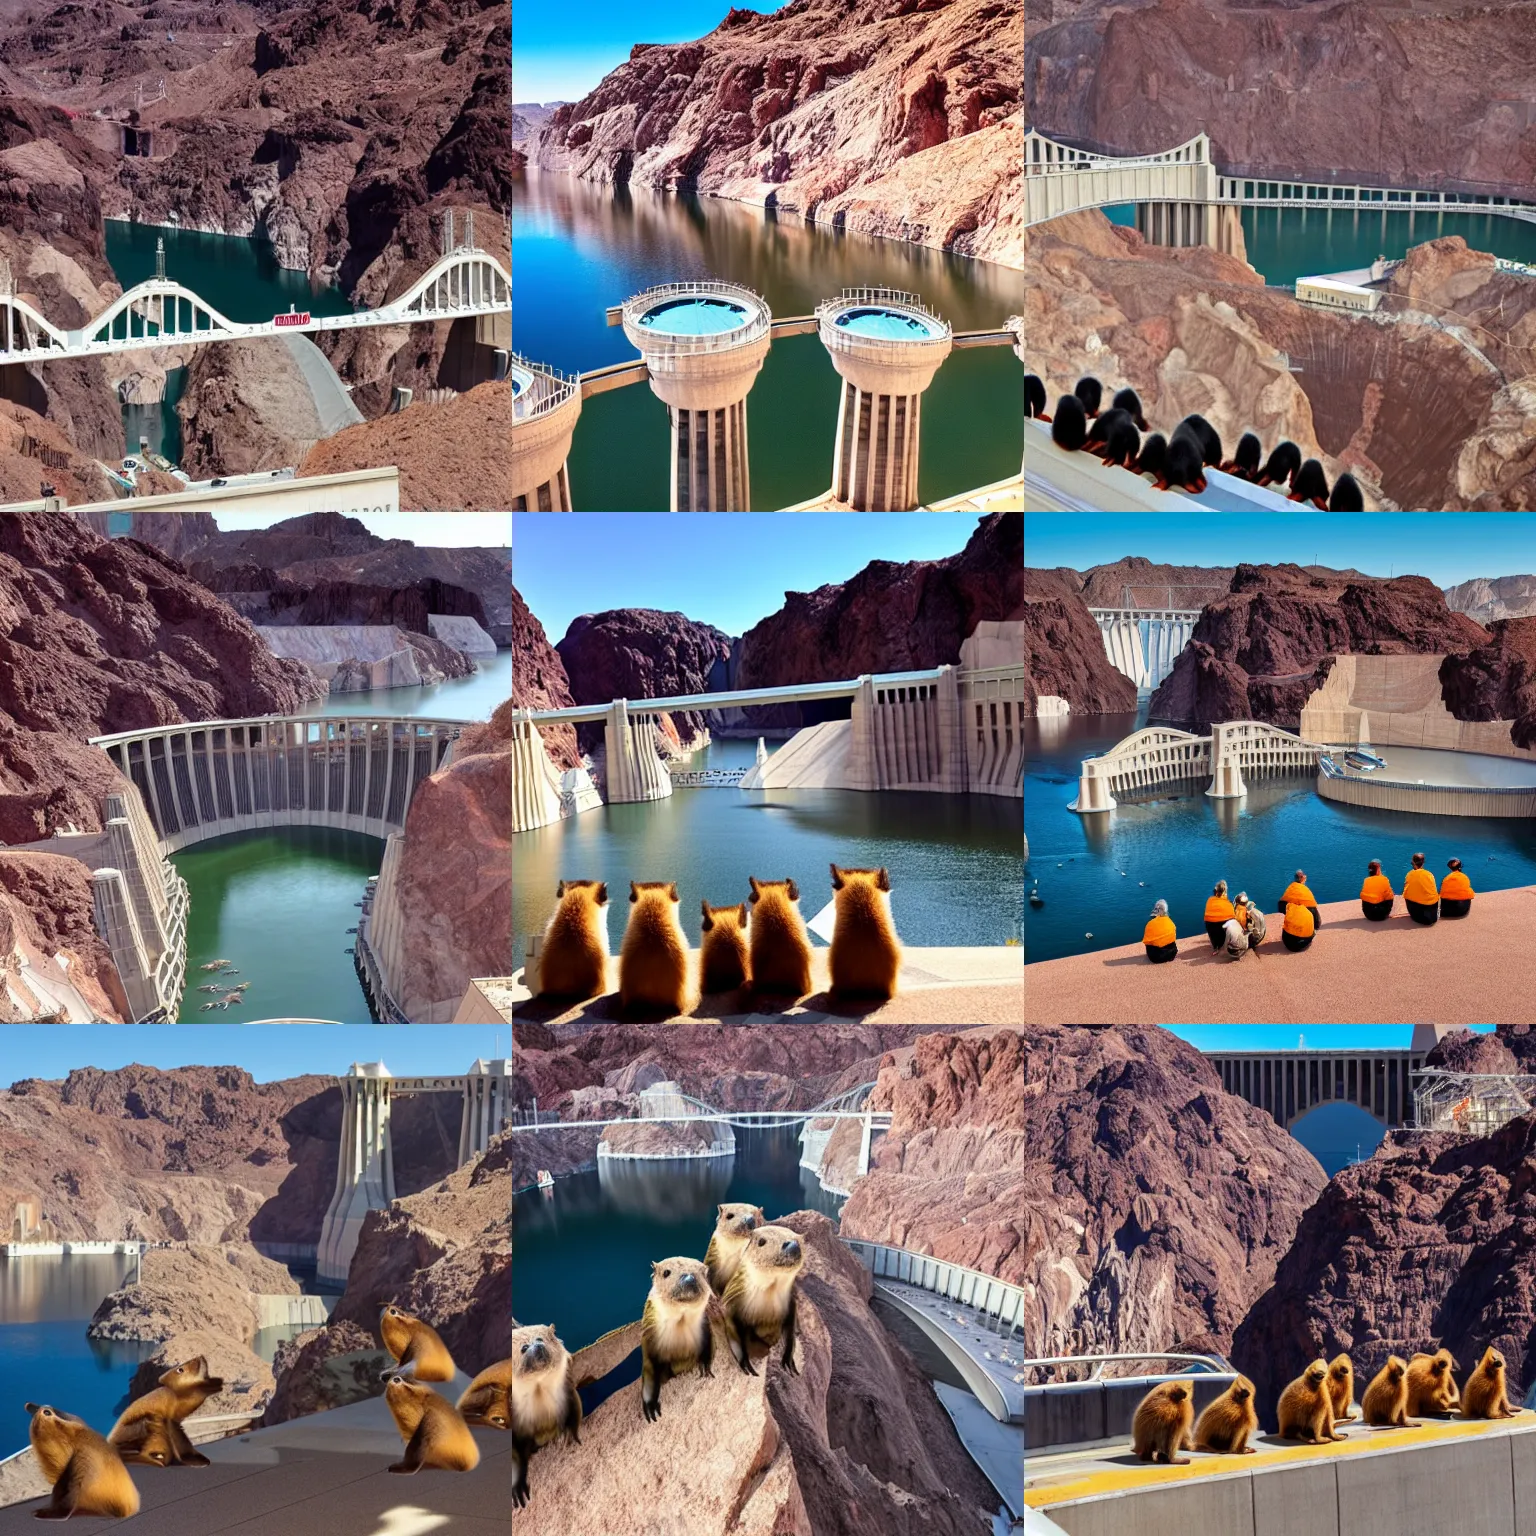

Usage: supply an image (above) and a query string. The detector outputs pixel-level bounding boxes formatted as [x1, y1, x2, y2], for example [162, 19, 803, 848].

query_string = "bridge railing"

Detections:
[510, 352, 580, 423]
[620, 280, 772, 361]
[843, 1238, 1024, 1331]
[815, 287, 952, 355]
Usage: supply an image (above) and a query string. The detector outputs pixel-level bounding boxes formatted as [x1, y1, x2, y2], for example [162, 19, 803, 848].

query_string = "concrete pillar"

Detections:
[511, 713, 566, 832]
[603, 700, 673, 804]
[846, 677, 882, 791]
[458, 1061, 509, 1163]
[510, 358, 581, 511]
[91, 868, 156, 1022]
[317, 1065, 395, 1283]
[933, 666, 967, 792]
[1206, 723, 1249, 799]
[1069, 759, 1117, 813]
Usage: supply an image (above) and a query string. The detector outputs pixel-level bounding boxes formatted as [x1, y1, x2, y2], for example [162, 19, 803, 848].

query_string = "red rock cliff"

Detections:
[1024, 567, 1137, 716]
[512, 585, 579, 770]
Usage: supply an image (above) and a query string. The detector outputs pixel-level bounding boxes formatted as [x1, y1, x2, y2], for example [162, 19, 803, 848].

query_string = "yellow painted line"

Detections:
[1025, 1413, 1536, 1508]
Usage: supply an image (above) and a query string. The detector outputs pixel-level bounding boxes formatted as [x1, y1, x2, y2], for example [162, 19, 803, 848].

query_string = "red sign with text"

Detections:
[274, 311, 311, 328]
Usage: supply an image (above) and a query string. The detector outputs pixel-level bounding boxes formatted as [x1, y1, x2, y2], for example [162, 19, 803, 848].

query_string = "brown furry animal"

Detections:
[619, 881, 692, 1016]
[1193, 1375, 1259, 1454]
[537, 880, 610, 999]
[704, 1202, 763, 1296]
[109, 1354, 224, 1467]
[1408, 1350, 1461, 1416]
[1277, 1360, 1347, 1443]
[1362, 1356, 1417, 1428]
[722, 1224, 804, 1377]
[641, 1256, 715, 1421]
[381, 1305, 456, 1383]
[26, 1404, 139, 1519]
[1463, 1347, 1520, 1420]
[1327, 1354, 1357, 1422]
[747, 877, 813, 998]
[1131, 1380, 1194, 1464]
[457, 1359, 511, 1429]
[699, 901, 750, 992]
[511, 1324, 581, 1509]
[384, 1378, 479, 1472]
[827, 864, 901, 1000]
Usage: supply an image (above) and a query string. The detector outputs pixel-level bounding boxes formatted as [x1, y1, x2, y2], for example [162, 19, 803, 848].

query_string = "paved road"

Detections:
[1026, 887, 1536, 1025]
[876, 1276, 1025, 1420]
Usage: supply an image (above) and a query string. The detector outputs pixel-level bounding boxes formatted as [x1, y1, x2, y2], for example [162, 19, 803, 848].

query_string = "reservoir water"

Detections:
[0, 1255, 150, 1456]
[511, 171, 1024, 509]
[299, 649, 512, 724]
[1024, 712, 1536, 963]
[103, 221, 352, 466]
[512, 738, 1025, 962]
[512, 1128, 842, 1363]
[1105, 203, 1536, 286]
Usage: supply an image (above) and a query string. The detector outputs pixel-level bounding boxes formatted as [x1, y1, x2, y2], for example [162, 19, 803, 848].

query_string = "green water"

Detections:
[172, 826, 383, 1022]
[103, 221, 352, 464]
[513, 739, 1024, 960]
[512, 1129, 842, 1357]
[513, 170, 1023, 510]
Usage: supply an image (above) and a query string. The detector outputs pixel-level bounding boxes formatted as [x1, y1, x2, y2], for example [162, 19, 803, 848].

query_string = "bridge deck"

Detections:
[1026, 887, 1536, 1025]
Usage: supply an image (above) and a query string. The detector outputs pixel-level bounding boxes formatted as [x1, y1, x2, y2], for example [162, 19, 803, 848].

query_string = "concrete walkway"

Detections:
[513, 947, 1023, 1027]
[875, 1277, 1025, 1421]
[0, 1376, 506, 1534]
[1026, 887, 1536, 1025]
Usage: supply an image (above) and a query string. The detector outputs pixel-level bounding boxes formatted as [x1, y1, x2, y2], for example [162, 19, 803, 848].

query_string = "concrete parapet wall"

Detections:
[1318, 773, 1536, 818]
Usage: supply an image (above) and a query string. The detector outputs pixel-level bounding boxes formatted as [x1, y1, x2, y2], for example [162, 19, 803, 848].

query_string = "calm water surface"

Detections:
[512, 171, 1023, 509]
[1025, 713, 1536, 962]
[104, 222, 352, 465]
[299, 650, 511, 723]
[513, 740, 1024, 959]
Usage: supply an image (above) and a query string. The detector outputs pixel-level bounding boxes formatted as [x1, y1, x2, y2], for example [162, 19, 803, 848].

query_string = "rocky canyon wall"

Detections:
[1023, 567, 1136, 716]
[512, 585, 580, 771]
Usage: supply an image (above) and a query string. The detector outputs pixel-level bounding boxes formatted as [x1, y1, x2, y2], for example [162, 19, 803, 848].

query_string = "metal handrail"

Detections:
[510, 352, 580, 423]
[1020, 1350, 1234, 1382]
[621, 280, 771, 362]
[815, 287, 952, 351]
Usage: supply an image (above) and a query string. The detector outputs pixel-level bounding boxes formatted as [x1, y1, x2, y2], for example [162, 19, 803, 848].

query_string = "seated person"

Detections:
[1277, 869, 1321, 927]
[1222, 915, 1249, 959]
[1403, 852, 1440, 925]
[1281, 900, 1315, 953]
[1143, 899, 1177, 963]
[1204, 880, 1236, 949]
[1243, 897, 1267, 950]
[1440, 858, 1474, 918]
[1359, 859, 1394, 921]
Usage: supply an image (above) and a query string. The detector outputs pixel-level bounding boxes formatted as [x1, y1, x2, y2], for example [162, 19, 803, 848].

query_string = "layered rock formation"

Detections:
[1023, 567, 1136, 716]
[1445, 574, 1536, 626]
[0, 514, 321, 844]
[1233, 1110, 1536, 1425]
[512, 585, 580, 771]
[0, 1066, 338, 1243]
[515, 1211, 996, 1536]
[534, 0, 1023, 266]
[557, 608, 732, 749]
[1075, 557, 1233, 611]
[839, 1029, 1022, 1282]
[1438, 617, 1536, 749]
[1148, 564, 1490, 729]
[1010, 1025, 1327, 1359]
[384, 698, 512, 1017]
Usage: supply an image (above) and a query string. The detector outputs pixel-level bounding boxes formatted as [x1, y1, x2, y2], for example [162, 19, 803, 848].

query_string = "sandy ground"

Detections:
[1025, 886, 1536, 1025]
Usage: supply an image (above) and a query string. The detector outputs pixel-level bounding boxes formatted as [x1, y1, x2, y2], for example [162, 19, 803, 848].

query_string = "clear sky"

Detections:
[1168, 1025, 1494, 1051]
[1025, 513, 1536, 587]
[513, 0, 793, 106]
[0, 1026, 510, 1089]
[512, 512, 983, 641]
[212, 512, 509, 547]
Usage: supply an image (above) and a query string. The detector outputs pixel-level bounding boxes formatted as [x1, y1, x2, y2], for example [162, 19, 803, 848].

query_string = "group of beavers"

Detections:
[1133, 1347, 1525, 1466]
[510, 1203, 805, 1507]
[1027, 372, 1365, 510]
[23, 1306, 510, 1518]
[535, 865, 902, 1015]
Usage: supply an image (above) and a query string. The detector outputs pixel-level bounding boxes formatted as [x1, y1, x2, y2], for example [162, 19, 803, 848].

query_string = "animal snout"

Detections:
[678, 1273, 698, 1293]
[782, 1239, 800, 1258]
[523, 1339, 549, 1364]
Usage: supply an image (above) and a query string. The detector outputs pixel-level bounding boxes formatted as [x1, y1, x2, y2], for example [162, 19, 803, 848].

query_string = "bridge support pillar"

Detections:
[511, 712, 567, 832]
[1068, 763, 1117, 813]
[317, 1065, 395, 1284]
[1136, 202, 1245, 261]
[458, 1060, 510, 1163]
[603, 700, 674, 804]
[1206, 724, 1249, 798]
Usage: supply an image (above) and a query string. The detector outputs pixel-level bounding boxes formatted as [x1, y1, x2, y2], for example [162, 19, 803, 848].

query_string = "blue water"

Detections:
[301, 650, 511, 722]
[1025, 712, 1536, 963]
[836, 308, 939, 339]
[0, 1256, 150, 1457]
[637, 297, 748, 335]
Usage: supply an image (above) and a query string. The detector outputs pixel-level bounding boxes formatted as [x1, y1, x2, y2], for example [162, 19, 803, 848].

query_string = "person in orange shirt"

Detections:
[1403, 851, 1439, 925]
[1276, 869, 1321, 928]
[1281, 901, 1315, 952]
[1203, 880, 1236, 949]
[1440, 858, 1475, 918]
[1143, 899, 1177, 963]
[1359, 859, 1394, 921]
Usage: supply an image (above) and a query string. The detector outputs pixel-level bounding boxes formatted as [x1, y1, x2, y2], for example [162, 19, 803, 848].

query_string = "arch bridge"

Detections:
[1024, 128, 1536, 247]
[1070, 720, 1322, 812]
[0, 244, 510, 364]
[318, 1059, 511, 1283]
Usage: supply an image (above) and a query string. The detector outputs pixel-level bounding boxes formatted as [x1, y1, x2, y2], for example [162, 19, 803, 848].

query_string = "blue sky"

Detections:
[1168, 1025, 1494, 1051]
[513, 512, 982, 640]
[0, 1026, 509, 1089]
[513, 0, 793, 105]
[1025, 513, 1536, 586]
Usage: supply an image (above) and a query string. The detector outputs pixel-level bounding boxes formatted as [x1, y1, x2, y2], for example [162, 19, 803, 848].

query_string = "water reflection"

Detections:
[0, 1254, 139, 1323]
[597, 1154, 736, 1216]
[298, 651, 511, 723]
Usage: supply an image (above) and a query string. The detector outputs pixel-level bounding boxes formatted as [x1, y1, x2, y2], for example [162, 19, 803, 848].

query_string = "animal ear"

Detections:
[876, 867, 891, 891]
[630, 881, 640, 903]
[667, 882, 679, 901]
[557, 880, 566, 897]
[701, 901, 714, 930]
[830, 862, 844, 889]
[24, 1404, 38, 1415]
[717, 1204, 726, 1216]
[596, 883, 608, 905]
[786, 878, 799, 901]
[749, 877, 761, 903]
[736, 903, 747, 924]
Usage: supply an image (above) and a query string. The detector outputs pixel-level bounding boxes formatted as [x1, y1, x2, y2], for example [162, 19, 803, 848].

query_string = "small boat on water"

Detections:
[221, 967, 240, 975]
[196, 984, 222, 993]
[1344, 748, 1386, 771]
[535, 1170, 555, 1190]
[200, 959, 233, 970]
[1319, 754, 1344, 778]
